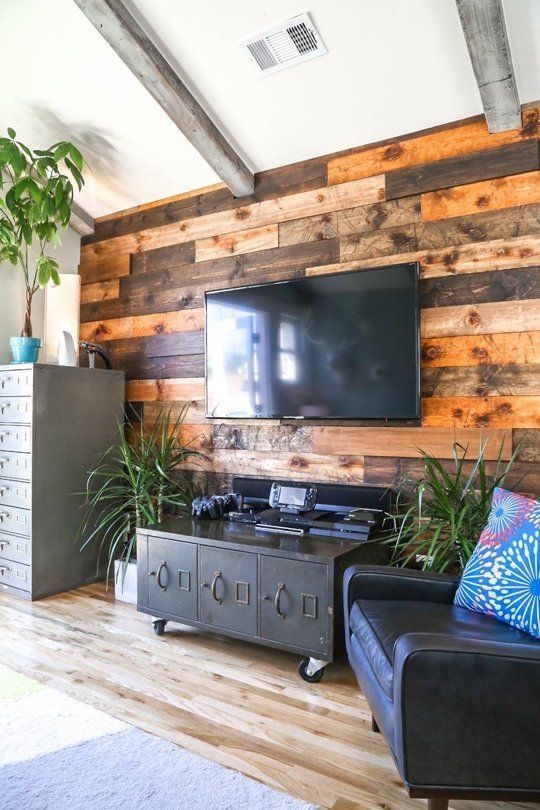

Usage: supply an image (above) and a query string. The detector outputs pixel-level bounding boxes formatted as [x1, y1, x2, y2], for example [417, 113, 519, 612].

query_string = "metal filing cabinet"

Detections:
[0, 363, 124, 600]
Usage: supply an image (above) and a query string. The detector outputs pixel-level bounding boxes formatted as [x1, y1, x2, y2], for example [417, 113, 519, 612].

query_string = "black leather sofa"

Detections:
[344, 565, 540, 810]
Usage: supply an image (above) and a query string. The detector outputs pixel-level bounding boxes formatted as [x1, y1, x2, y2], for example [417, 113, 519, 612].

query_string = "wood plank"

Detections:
[80, 176, 385, 261]
[455, 0, 521, 133]
[312, 426, 512, 460]
[195, 224, 278, 262]
[71, 0, 253, 196]
[278, 212, 338, 247]
[184, 450, 365, 484]
[78, 253, 131, 284]
[131, 241, 195, 274]
[421, 299, 540, 337]
[80, 279, 120, 305]
[105, 339, 204, 381]
[513, 429, 540, 462]
[146, 331, 205, 358]
[125, 378, 204, 402]
[422, 396, 540, 428]
[422, 171, 540, 222]
[422, 364, 540, 398]
[79, 309, 204, 342]
[327, 105, 539, 185]
[386, 140, 539, 199]
[336, 196, 422, 236]
[212, 424, 313, 453]
[306, 234, 540, 280]
[144, 401, 206, 425]
[340, 223, 418, 262]
[421, 331, 540, 367]
[420, 266, 540, 309]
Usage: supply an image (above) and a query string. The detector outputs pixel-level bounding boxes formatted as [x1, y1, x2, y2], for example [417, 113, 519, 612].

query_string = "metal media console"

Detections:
[136, 480, 390, 681]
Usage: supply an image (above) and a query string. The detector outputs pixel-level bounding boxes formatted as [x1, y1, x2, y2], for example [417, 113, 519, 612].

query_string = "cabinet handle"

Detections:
[0, 565, 11, 576]
[156, 561, 167, 591]
[275, 583, 286, 619]
[0, 377, 12, 389]
[0, 458, 8, 467]
[0, 485, 10, 495]
[0, 432, 11, 441]
[0, 539, 11, 550]
[211, 570, 223, 605]
[0, 404, 11, 413]
[0, 512, 10, 522]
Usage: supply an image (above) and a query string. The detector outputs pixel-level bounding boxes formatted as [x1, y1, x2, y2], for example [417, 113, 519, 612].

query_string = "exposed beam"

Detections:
[72, 0, 254, 197]
[70, 202, 94, 237]
[456, 0, 521, 133]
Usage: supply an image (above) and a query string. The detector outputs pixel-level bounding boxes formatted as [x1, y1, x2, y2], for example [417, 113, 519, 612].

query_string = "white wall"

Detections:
[0, 226, 81, 365]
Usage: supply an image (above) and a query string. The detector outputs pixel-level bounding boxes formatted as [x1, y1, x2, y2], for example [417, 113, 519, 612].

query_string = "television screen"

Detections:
[205, 262, 420, 419]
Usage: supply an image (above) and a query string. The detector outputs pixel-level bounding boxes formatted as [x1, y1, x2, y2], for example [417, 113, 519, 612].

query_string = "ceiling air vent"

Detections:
[242, 13, 327, 76]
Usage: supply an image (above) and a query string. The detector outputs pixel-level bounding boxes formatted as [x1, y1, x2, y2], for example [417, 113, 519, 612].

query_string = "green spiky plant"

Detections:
[0, 128, 84, 336]
[78, 405, 203, 587]
[384, 439, 520, 574]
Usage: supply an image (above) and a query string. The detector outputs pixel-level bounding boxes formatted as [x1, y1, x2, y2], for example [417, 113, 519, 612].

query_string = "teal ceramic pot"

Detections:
[10, 336, 41, 364]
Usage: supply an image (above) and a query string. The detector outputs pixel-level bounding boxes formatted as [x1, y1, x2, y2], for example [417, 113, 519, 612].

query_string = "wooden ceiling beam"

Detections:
[72, 0, 254, 197]
[455, 0, 521, 133]
[70, 201, 94, 237]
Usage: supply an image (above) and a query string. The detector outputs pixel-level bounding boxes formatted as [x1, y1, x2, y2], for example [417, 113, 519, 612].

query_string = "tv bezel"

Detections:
[204, 261, 421, 421]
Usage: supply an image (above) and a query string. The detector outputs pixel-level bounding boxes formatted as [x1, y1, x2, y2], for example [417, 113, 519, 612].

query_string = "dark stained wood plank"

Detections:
[103, 337, 205, 380]
[386, 140, 539, 199]
[420, 266, 540, 309]
[146, 331, 205, 358]
[421, 364, 540, 398]
[416, 202, 540, 250]
[131, 241, 195, 274]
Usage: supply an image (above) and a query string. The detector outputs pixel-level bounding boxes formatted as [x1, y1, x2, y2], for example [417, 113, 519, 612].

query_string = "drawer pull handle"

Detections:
[0, 486, 10, 495]
[0, 512, 10, 522]
[156, 561, 167, 591]
[0, 404, 11, 413]
[0, 432, 11, 441]
[0, 539, 11, 550]
[0, 459, 8, 466]
[0, 377, 12, 388]
[275, 583, 286, 619]
[0, 565, 11, 576]
[211, 570, 223, 605]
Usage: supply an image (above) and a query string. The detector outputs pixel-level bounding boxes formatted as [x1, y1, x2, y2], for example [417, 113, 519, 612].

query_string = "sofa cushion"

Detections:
[455, 487, 540, 639]
[349, 598, 538, 699]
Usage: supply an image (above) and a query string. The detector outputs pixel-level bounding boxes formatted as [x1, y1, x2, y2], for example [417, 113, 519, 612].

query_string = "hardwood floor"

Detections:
[0, 583, 536, 810]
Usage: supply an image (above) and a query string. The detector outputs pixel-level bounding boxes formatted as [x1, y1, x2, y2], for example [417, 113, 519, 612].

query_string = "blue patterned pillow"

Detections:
[455, 487, 540, 639]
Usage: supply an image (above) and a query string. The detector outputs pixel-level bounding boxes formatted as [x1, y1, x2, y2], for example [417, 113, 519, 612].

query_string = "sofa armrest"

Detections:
[343, 564, 459, 614]
[393, 633, 540, 792]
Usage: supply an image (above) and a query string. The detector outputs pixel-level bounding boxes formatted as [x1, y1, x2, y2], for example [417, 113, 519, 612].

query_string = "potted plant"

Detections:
[384, 438, 519, 574]
[0, 128, 84, 363]
[78, 405, 203, 603]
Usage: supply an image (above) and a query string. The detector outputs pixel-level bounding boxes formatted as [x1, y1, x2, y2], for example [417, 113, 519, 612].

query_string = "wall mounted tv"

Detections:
[205, 262, 420, 420]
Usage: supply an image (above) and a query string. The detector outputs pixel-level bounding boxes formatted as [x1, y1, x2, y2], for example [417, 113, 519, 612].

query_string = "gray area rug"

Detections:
[0, 666, 315, 810]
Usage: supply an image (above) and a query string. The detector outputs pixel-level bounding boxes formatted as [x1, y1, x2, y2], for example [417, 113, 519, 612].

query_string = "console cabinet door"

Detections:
[260, 557, 328, 654]
[147, 538, 198, 621]
[200, 547, 257, 635]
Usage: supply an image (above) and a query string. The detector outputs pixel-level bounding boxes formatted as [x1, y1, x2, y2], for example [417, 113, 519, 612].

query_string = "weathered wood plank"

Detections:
[513, 429, 540, 462]
[131, 242, 195, 274]
[78, 253, 131, 284]
[105, 339, 204, 380]
[79, 309, 204, 342]
[336, 196, 423, 237]
[422, 171, 540, 222]
[278, 213, 338, 247]
[422, 396, 540, 428]
[421, 364, 540, 398]
[421, 299, 540, 338]
[327, 106, 539, 185]
[146, 331, 205, 358]
[143, 401, 206, 425]
[421, 331, 540, 367]
[420, 267, 540, 309]
[455, 0, 521, 133]
[386, 140, 539, 199]
[212, 424, 313, 453]
[80, 176, 385, 261]
[312, 426, 511, 460]
[80, 279, 120, 305]
[126, 378, 204, 403]
[195, 224, 278, 262]
[340, 223, 418, 262]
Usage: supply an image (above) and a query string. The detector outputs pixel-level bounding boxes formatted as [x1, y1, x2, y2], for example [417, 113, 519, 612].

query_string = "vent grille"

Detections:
[242, 13, 327, 76]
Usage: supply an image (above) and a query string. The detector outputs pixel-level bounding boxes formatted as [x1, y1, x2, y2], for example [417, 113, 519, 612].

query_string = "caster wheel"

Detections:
[153, 620, 167, 636]
[298, 657, 324, 683]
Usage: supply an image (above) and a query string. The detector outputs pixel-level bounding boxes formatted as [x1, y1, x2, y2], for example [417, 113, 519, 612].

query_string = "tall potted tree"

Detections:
[0, 128, 84, 363]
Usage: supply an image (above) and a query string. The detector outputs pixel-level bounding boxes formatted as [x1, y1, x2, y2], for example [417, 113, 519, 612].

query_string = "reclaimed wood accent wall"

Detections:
[79, 105, 540, 496]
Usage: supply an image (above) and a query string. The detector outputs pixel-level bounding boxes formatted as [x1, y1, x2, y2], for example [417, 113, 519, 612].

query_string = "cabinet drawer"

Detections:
[0, 368, 32, 397]
[0, 425, 31, 453]
[0, 505, 30, 536]
[260, 557, 328, 654]
[0, 451, 31, 481]
[200, 547, 257, 635]
[0, 398, 32, 424]
[0, 479, 31, 510]
[147, 538, 198, 621]
[0, 532, 31, 565]
[0, 557, 30, 592]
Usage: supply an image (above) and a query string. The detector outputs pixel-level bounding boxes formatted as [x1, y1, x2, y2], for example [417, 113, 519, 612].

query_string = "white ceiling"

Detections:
[1, 0, 539, 218]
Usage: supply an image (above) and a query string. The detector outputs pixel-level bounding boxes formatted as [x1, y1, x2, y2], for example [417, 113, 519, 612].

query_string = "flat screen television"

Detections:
[205, 262, 420, 420]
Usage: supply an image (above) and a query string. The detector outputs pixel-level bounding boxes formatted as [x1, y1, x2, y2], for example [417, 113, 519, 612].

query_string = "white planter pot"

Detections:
[114, 559, 137, 604]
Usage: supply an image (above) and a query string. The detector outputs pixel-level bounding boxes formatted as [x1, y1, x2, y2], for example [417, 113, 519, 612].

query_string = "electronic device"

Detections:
[205, 262, 420, 420]
[192, 492, 242, 519]
[269, 481, 317, 514]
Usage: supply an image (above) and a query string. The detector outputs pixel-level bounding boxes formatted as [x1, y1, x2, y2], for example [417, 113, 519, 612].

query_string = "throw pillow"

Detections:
[454, 487, 540, 639]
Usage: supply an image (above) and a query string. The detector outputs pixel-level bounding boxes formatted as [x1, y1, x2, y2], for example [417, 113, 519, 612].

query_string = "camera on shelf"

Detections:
[191, 492, 242, 520]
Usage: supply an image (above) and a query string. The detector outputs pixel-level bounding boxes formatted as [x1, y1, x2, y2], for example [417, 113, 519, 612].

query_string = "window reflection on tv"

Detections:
[205, 263, 420, 419]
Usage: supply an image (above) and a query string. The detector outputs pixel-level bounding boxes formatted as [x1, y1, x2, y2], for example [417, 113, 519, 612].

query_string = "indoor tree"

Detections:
[0, 127, 84, 336]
